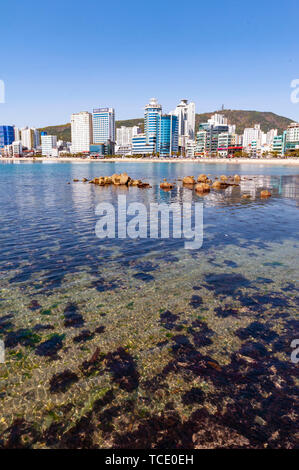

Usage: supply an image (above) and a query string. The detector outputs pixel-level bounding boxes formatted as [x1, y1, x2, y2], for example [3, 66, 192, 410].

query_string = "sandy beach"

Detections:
[1, 156, 299, 165]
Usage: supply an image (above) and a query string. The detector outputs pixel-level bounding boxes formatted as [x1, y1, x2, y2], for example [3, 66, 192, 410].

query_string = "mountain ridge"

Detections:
[38, 110, 294, 142]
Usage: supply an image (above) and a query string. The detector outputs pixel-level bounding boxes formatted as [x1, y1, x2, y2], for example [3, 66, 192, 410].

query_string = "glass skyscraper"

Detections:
[156, 115, 178, 156]
[144, 98, 162, 145]
[0, 125, 14, 148]
[92, 108, 115, 144]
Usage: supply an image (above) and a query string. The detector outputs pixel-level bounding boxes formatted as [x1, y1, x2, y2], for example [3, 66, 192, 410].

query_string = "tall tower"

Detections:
[171, 99, 196, 147]
[156, 114, 178, 156]
[0, 126, 14, 148]
[71, 111, 93, 153]
[92, 107, 115, 144]
[144, 98, 162, 145]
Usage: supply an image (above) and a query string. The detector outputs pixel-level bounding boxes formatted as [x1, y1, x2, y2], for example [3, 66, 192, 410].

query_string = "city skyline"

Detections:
[0, 0, 299, 127]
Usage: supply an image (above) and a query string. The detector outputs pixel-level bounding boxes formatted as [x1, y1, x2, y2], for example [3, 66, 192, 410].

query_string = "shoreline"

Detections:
[1, 156, 299, 165]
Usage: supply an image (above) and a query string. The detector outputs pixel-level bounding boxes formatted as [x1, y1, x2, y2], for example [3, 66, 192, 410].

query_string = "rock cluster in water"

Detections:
[74, 172, 272, 200]
[76, 173, 151, 188]
[179, 173, 273, 200]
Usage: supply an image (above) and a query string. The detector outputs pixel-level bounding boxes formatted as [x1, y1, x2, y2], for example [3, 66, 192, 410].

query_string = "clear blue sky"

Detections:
[1, 0, 299, 127]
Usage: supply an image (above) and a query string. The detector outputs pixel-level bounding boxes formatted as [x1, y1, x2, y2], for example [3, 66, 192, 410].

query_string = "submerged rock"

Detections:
[130, 179, 142, 186]
[212, 180, 228, 189]
[160, 179, 174, 190]
[260, 190, 272, 198]
[242, 194, 251, 199]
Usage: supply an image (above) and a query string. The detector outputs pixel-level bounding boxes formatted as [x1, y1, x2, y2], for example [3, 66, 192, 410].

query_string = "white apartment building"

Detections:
[41, 135, 57, 156]
[13, 126, 20, 141]
[116, 126, 140, 146]
[171, 99, 195, 147]
[243, 124, 263, 149]
[266, 129, 278, 146]
[286, 122, 299, 144]
[185, 139, 196, 158]
[208, 113, 228, 127]
[71, 111, 93, 153]
[12, 140, 23, 156]
[21, 127, 40, 149]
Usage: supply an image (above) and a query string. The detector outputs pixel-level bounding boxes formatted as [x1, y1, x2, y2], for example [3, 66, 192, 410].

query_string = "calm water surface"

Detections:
[0, 161, 298, 449]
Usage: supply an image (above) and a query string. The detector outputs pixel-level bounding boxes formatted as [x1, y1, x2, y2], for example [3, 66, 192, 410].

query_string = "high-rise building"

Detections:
[116, 126, 141, 146]
[156, 114, 178, 156]
[144, 98, 162, 144]
[20, 127, 40, 150]
[92, 107, 115, 144]
[266, 129, 278, 146]
[41, 135, 57, 156]
[243, 124, 263, 149]
[0, 125, 14, 148]
[208, 113, 228, 127]
[272, 134, 285, 155]
[185, 139, 196, 158]
[71, 111, 92, 153]
[171, 99, 195, 147]
[11, 141, 23, 157]
[285, 122, 299, 151]
[13, 126, 20, 141]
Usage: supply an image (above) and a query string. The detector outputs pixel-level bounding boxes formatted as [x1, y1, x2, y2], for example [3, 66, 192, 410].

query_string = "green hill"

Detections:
[38, 110, 294, 141]
[195, 110, 293, 135]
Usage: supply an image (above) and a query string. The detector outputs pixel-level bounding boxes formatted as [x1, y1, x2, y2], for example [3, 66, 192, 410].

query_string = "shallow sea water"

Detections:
[0, 161, 298, 448]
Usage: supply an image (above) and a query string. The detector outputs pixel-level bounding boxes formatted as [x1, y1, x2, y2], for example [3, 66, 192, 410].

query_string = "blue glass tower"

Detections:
[144, 98, 162, 146]
[0, 126, 14, 148]
[156, 115, 178, 156]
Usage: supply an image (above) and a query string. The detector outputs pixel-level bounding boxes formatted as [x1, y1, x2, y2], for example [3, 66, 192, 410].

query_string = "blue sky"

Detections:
[1, 0, 299, 127]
